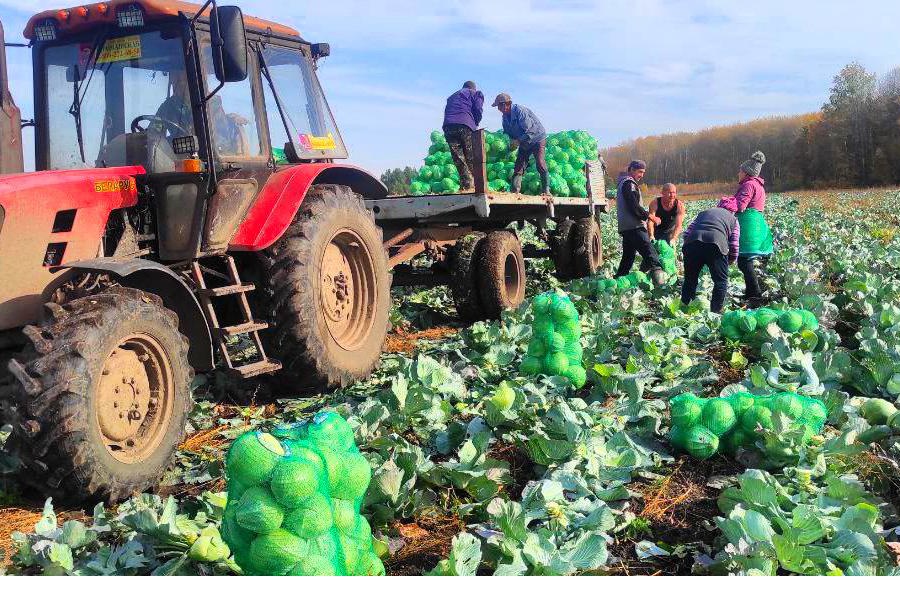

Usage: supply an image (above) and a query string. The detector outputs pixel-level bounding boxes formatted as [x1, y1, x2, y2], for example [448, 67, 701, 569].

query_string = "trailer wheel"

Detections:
[257, 185, 391, 391]
[449, 232, 487, 322]
[553, 219, 577, 281]
[5, 288, 193, 503]
[572, 217, 604, 278]
[478, 231, 526, 320]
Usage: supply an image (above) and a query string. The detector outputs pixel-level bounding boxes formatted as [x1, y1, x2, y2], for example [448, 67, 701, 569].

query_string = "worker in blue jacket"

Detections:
[493, 93, 550, 196]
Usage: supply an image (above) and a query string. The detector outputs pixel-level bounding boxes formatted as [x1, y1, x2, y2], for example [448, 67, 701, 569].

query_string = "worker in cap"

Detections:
[493, 93, 550, 196]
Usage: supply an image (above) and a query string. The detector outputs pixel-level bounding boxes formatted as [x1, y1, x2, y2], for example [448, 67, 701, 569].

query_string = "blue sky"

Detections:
[2, 0, 900, 174]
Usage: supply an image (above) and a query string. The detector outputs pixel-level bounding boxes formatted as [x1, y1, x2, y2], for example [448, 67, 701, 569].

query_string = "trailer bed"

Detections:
[367, 190, 606, 226]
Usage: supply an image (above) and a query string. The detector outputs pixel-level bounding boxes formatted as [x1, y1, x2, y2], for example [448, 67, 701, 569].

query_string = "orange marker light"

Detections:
[57, 9, 70, 20]
[76, 6, 89, 17]
[96, 3, 109, 14]
[179, 158, 203, 173]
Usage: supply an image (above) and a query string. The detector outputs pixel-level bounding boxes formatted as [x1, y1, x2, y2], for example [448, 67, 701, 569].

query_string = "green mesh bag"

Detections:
[669, 392, 826, 459]
[653, 240, 677, 276]
[701, 399, 737, 437]
[571, 270, 658, 299]
[519, 292, 585, 388]
[222, 412, 383, 576]
[720, 307, 820, 343]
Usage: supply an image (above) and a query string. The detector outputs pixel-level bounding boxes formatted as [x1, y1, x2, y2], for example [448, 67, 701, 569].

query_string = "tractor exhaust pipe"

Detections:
[0, 20, 23, 174]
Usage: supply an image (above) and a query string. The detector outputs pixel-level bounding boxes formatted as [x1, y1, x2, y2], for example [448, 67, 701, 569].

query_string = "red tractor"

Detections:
[0, 1, 394, 502]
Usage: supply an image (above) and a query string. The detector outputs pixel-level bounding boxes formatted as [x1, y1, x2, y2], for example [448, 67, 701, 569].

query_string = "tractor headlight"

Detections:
[33, 19, 58, 42]
[116, 4, 145, 28]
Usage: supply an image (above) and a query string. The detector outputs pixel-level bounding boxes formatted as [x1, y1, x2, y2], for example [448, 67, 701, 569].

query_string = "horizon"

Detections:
[1, 1, 898, 174]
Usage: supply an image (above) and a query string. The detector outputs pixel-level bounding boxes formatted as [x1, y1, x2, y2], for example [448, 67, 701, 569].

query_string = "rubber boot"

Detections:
[511, 174, 523, 194]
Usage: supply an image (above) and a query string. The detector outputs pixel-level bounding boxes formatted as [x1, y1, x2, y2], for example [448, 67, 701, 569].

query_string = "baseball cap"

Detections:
[492, 93, 512, 107]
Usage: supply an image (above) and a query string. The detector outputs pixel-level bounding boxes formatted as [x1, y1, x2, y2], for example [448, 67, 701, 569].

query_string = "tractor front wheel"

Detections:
[5, 287, 193, 503]
[257, 185, 391, 391]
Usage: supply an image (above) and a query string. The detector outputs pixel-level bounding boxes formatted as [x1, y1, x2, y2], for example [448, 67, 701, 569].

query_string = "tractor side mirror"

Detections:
[210, 5, 248, 83]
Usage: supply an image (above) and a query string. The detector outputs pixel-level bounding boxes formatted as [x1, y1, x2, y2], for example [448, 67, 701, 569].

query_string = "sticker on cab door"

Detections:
[298, 133, 337, 151]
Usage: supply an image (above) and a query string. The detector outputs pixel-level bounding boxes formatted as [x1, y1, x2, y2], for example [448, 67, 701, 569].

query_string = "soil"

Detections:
[489, 441, 537, 501]
[609, 455, 744, 575]
[0, 505, 88, 570]
[384, 510, 465, 576]
[384, 326, 459, 355]
[706, 345, 748, 396]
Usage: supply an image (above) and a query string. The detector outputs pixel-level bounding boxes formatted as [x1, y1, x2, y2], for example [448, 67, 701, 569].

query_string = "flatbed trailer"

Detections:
[367, 130, 609, 322]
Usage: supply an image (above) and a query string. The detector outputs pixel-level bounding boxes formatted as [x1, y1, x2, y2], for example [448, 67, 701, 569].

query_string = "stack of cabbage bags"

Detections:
[654, 240, 678, 276]
[408, 130, 599, 197]
[721, 308, 819, 344]
[221, 412, 383, 576]
[520, 292, 587, 388]
[668, 392, 828, 459]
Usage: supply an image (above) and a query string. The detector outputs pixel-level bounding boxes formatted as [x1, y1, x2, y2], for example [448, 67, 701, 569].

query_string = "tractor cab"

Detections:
[24, 0, 348, 258]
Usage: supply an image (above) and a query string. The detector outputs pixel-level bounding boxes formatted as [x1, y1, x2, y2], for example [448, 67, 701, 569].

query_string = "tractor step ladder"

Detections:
[191, 257, 282, 379]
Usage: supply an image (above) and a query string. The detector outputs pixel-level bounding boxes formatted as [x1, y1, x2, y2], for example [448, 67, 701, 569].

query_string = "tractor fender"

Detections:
[56, 258, 214, 372]
[229, 163, 388, 252]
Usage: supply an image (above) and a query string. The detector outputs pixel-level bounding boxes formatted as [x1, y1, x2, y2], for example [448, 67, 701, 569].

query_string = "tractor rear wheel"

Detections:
[552, 219, 577, 281]
[478, 231, 526, 320]
[4, 287, 192, 503]
[449, 232, 488, 323]
[257, 185, 391, 391]
[571, 217, 604, 278]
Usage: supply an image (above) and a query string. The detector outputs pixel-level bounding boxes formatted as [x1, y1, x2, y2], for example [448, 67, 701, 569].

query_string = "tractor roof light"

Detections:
[116, 4, 145, 28]
[33, 19, 58, 42]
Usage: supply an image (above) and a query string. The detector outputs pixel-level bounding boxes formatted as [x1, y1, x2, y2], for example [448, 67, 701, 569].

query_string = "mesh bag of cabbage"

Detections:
[569, 270, 653, 298]
[409, 130, 599, 197]
[668, 391, 827, 460]
[720, 308, 820, 344]
[520, 292, 586, 388]
[222, 412, 383, 576]
[653, 240, 678, 276]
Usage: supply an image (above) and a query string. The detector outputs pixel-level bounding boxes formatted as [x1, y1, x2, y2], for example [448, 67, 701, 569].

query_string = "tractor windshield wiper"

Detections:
[257, 47, 295, 154]
[69, 27, 111, 164]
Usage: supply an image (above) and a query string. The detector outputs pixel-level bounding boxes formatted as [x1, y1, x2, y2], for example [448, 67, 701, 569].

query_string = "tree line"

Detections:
[380, 167, 418, 196]
[602, 62, 900, 191]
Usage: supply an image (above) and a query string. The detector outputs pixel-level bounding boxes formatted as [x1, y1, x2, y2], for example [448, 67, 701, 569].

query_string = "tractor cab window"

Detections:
[259, 45, 348, 162]
[199, 39, 262, 160]
[43, 29, 195, 172]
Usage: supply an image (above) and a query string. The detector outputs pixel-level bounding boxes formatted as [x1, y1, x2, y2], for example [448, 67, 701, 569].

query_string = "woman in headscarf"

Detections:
[723, 151, 773, 305]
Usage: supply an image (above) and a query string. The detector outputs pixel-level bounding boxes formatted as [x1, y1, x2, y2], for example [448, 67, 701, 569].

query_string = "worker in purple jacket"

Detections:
[680, 198, 741, 313]
[443, 81, 485, 192]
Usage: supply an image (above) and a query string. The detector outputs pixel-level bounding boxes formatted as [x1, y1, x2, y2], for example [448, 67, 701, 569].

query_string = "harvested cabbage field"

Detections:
[2, 189, 900, 576]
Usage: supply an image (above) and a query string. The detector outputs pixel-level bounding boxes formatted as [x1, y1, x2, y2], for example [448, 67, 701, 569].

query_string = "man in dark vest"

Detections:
[615, 160, 666, 285]
[648, 183, 686, 245]
[680, 201, 741, 313]
[443, 81, 485, 192]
